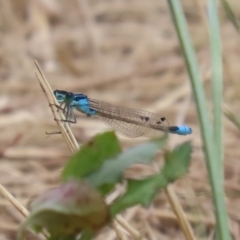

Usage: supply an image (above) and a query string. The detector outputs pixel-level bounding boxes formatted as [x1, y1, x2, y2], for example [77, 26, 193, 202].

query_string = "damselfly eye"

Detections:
[54, 93, 66, 102]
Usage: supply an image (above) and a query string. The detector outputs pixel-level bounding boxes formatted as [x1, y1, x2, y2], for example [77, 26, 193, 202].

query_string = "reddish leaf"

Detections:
[20, 180, 110, 238]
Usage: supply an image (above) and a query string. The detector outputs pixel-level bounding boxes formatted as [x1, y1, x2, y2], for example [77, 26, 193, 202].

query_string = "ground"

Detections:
[0, 0, 240, 239]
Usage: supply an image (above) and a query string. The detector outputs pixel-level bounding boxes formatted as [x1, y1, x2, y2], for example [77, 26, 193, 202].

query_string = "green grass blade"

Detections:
[167, 1, 213, 139]
[221, 0, 240, 33]
[167, 1, 231, 239]
[208, 0, 223, 176]
[224, 107, 240, 132]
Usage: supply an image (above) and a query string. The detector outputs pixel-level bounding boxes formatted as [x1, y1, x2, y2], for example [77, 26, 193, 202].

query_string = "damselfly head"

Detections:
[54, 90, 74, 103]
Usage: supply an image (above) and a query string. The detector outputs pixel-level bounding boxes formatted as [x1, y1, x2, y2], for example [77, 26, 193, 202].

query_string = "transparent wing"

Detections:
[89, 99, 169, 138]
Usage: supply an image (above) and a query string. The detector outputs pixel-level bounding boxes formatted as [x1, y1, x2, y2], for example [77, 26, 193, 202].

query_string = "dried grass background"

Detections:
[0, 0, 240, 239]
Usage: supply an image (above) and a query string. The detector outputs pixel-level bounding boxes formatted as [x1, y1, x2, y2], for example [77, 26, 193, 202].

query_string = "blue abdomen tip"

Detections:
[169, 125, 192, 135]
[175, 125, 192, 135]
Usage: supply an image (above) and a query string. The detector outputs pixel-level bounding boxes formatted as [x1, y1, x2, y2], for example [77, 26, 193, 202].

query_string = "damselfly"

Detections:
[53, 90, 192, 138]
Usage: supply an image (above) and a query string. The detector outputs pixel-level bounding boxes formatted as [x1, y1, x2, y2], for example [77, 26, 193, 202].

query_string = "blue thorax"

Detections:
[71, 94, 96, 116]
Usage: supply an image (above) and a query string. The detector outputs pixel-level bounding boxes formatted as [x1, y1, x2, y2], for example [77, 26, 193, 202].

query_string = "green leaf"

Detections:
[62, 131, 121, 182]
[110, 142, 192, 216]
[162, 141, 192, 181]
[86, 135, 167, 193]
[18, 180, 110, 239]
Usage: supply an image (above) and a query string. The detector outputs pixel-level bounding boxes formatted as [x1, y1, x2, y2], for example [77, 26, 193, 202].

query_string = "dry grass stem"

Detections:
[0, 184, 29, 218]
[164, 186, 196, 240]
[35, 60, 79, 153]
[0, 185, 48, 239]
